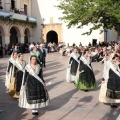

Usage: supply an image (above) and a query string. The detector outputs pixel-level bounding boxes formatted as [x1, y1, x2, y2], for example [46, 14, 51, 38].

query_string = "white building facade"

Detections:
[36, 0, 118, 46]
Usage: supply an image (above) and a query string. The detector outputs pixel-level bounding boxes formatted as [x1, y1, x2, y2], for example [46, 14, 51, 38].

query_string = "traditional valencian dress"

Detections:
[99, 53, 120, 103]
[5, 54, 17, 96]
[13, 59, 26, 98]
[99, 59, 110, 103]
[19, 63, 50, 109]
[99, 60, 120, 103]
[66, 52, 80, 82]
[106, 62, 120, 102]
[76, 56, 96, 90]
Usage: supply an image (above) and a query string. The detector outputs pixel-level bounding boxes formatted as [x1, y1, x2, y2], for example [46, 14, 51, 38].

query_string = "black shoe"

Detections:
[32, 112, 38, 115]
[84, 90, 89, 92]
[32, 110, 38, 115]
[70, 81, 75, 84]
[71, 81, 75, 84]
[110, 104, 117, 108]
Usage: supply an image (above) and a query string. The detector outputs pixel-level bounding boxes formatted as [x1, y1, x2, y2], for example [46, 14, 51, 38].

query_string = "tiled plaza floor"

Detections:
[0, 53, 120, 120]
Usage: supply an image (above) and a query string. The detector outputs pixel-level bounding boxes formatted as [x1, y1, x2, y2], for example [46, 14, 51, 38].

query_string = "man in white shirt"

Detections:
[115, 43, 119, 51]
[107, 45, 112, 50]
[29, 43, 34, 51]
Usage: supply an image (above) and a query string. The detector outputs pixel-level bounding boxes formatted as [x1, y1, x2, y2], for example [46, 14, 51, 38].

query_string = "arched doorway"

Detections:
[46, 31, 58, 44]
[0, 25, 5, 46]
[10, 27, 20, 45]
[24, 28, 30, 43]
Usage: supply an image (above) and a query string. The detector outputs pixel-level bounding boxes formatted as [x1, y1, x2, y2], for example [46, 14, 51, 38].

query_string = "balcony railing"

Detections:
[0, 10, 37, 23]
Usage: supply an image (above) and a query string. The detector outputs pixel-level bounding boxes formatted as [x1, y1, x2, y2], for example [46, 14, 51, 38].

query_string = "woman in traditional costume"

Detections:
[66, 47, 80, 83]
[19, 56, 50, 115]
[30, 47, 40, 64]
[106, 54, 120, 107]
[13, 53, 26, 98]
[5, 52, 17, 96]
[76, 50, 96, 91]
[99, 53, 114, 103]
[30, 46, 43, 75]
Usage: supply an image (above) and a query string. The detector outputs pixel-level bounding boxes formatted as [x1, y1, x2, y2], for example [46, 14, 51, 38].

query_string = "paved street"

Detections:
[0, 53, 120, 120]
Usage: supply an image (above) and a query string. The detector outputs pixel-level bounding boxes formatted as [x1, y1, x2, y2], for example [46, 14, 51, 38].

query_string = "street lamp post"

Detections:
[105, 29, 108, 43]
[103, 14, 110, 43]
[0, 0, 3, 9]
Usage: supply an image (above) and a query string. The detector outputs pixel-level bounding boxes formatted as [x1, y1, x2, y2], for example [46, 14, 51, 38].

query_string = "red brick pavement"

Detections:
[0, 53, 120, 120]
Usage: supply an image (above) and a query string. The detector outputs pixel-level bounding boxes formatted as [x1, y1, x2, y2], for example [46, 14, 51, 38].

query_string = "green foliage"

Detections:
[57, 0, 120, 35]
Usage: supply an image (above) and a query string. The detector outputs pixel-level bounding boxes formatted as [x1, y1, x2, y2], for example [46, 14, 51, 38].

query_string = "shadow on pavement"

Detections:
[58, 96, 93, 120]
[0, 63, 7, 70]
[46, 60, 55, 63]
[45, 77, 57, 82]
[47, 80, 64, 91]
[44, 64, 63, 71]
[46, 62, 61, 68]
[43, 69, 65, 78]
[100, 107, 120, 120]
[44, 89, 78, 111]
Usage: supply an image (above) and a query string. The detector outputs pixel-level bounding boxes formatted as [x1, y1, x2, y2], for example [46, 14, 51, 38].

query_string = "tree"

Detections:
[57, 0, 120, 35]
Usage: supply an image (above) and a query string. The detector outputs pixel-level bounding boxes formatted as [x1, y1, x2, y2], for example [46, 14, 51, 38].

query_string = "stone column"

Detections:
[16, 0, 21, 10]
[4, 34, 10, 45]
[21, 34, 25, 44]
[5, 0, 11, 12]
[20, 0, 24, 12]
[29, 35, 33, 43]
[28, 0, 31, 16]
